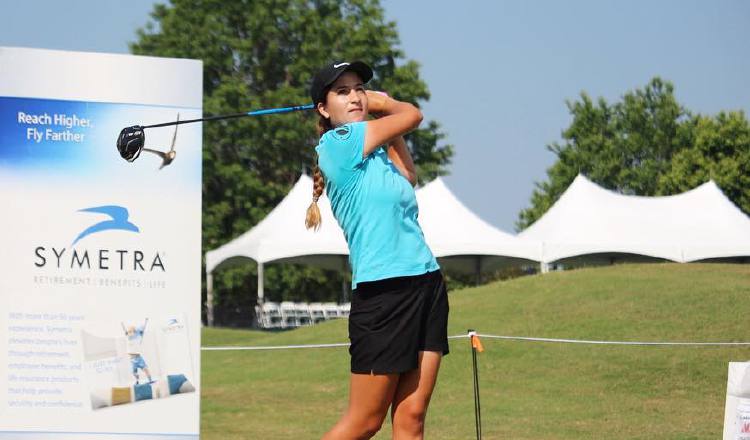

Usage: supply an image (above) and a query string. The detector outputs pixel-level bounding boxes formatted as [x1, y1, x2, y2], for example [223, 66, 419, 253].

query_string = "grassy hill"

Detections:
[200, 263, 749, 439]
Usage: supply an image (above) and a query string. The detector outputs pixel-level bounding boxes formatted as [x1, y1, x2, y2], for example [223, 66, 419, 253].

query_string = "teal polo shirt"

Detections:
[316, 121, 439, 289]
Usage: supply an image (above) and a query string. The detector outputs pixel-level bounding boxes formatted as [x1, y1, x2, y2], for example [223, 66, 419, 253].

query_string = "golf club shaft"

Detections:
[142, 103, 315, 129]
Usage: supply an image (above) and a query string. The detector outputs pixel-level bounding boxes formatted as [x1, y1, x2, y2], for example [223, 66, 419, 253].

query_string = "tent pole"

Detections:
[257, 262, 265, 304]
[255, 262, 265, 329]
[206, 272, 214, 327]
[475, 256, 482, 286]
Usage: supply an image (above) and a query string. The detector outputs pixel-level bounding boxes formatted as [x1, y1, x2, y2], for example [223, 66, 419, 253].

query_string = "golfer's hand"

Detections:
[366, 90, 392, 116]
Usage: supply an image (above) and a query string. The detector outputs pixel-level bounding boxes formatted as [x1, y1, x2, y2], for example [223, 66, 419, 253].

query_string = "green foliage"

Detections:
[517, 77, 750, 230]
[131, 0, 453, 325]
[659, 111, 750, 212]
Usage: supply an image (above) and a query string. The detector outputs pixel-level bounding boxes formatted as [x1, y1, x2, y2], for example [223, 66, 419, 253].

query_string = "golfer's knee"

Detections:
[358, 416, 384, 439]
[394, 402, 427, 434]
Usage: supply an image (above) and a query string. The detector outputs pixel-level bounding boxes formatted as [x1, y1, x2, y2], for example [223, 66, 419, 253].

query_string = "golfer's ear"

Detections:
[317, 102, 330, 119]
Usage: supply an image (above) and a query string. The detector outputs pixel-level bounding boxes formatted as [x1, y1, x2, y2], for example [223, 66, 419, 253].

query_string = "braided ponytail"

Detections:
[305, 115, 333, 231]
[305, 161, 325, 230]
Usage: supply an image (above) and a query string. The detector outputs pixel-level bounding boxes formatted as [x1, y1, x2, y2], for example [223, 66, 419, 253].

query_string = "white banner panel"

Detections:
[0, 47, 202, 440]
[724, 362, 750, 440]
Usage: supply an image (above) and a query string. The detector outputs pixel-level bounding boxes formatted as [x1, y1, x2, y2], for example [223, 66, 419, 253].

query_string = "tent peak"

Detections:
[570, 174, 727, 201]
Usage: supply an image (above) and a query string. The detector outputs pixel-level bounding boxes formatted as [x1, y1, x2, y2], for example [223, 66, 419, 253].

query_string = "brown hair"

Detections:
[305, 114, 334, 231]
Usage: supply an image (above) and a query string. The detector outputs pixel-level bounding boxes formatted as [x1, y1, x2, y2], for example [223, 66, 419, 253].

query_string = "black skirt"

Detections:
[349, 270, 450, 374]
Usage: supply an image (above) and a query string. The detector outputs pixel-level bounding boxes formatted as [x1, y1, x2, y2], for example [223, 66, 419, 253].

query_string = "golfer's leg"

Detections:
[390, 351, 442, 440]
[322, 372, 400, 440]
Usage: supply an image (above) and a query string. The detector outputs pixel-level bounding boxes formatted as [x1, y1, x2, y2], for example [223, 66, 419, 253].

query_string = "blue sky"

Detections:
[2, 0, 749, 231]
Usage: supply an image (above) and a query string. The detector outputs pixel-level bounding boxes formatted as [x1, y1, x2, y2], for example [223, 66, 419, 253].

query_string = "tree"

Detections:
[659, 111, 750, 214]
[516, 77, 749, 231]
[131, 0, 453, 325]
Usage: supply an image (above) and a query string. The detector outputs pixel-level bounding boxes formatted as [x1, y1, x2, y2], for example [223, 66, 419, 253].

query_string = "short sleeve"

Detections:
[315, 121, 366, 186]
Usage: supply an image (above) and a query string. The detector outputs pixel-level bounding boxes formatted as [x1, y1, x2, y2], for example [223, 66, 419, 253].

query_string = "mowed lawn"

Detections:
[200, 263, 749, 439]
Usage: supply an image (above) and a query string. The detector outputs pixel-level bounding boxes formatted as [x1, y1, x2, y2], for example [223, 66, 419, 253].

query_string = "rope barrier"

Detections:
[474, 334, 750, 346]
[201, 342, 349, 351]
[200, 333, 750, 351]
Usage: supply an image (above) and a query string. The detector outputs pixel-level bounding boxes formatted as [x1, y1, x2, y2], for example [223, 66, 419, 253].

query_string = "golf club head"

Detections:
[117, 125, 145, 162]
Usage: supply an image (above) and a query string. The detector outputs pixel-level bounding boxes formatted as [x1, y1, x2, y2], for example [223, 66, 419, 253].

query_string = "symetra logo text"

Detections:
[34, 205, 165, 272]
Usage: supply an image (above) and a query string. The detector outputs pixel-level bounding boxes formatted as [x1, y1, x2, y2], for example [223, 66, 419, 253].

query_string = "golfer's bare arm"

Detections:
[364, 91, 422, 162]
[386, 136, 417, 186]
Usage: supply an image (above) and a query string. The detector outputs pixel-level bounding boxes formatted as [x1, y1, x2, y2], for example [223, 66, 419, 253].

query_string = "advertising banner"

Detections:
[0, 47, 202, 440]
[725, 362, 750, 440]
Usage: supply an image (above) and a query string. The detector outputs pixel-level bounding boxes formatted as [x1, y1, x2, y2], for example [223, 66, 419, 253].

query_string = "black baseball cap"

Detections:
[310, 61, 373, 105]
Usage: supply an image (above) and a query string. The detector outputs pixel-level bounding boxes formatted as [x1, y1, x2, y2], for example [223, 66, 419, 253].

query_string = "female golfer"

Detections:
[306, 61, 449, 440]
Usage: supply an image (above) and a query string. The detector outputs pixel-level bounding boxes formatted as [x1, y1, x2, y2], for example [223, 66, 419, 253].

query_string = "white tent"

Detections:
[518, 174, 750, 266]
[416, 177, 542, 277]
[205, 175, 543, 325]
[205, 174, 347, 272]
[204, 174, 348, 325]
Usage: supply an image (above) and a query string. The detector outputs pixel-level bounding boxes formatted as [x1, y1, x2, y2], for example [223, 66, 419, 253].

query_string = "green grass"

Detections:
[200, 263, 750, 439]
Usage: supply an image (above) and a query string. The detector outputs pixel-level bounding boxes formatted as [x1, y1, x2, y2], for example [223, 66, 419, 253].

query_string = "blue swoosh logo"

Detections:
[71, 205, 140, 246]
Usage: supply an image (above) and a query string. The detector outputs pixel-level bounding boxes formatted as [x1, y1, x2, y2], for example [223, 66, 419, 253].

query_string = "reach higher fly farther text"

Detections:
[17, 112, 91, 129]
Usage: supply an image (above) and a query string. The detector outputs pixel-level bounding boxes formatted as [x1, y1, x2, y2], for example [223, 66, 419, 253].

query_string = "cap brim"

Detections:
[311, 61, 374, 104]
[324, 61, 373, 89]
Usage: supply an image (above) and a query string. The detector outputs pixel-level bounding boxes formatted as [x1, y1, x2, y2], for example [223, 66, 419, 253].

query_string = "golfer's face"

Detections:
[324, 72, 368, 126]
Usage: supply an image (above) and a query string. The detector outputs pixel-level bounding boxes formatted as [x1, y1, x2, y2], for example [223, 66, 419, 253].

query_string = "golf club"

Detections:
[117, 103, 315, 163]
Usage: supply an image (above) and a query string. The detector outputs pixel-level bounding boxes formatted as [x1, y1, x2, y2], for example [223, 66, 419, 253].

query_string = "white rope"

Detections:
[200, 333, 750, 351]
[474, 334, 750, 346]
[202, 342, 349, 351]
